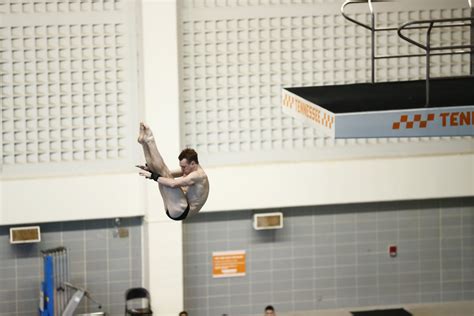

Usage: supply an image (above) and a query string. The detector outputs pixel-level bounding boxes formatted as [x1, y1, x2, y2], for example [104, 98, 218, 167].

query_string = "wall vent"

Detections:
[10, 226, 41, 244]
[253, 212, 283, 230]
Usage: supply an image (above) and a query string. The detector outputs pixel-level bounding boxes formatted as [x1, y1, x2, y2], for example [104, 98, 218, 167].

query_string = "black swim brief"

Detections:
[166, 204, 190, 221]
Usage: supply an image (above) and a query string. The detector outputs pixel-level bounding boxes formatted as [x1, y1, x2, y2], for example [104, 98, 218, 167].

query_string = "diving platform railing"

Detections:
[341, 0, 474, 106]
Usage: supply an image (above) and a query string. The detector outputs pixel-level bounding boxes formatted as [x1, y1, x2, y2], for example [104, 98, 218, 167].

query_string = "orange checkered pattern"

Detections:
[322, 112, 335, 129]
[392, 113, 435, 129]
[282, 94, 293, 108]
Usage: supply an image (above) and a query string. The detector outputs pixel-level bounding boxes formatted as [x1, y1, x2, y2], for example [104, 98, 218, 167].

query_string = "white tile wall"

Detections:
[0, 0, 139, 177]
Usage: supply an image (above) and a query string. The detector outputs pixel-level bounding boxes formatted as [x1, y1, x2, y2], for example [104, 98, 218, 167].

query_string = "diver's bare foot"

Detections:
[137, 122, 154, 144]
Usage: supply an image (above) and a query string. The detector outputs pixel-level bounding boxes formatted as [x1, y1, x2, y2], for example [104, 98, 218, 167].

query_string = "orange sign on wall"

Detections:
[212, 250, 246, 278]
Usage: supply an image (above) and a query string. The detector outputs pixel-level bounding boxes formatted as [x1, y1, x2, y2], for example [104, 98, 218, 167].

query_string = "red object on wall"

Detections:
[389, 245, 397, 257]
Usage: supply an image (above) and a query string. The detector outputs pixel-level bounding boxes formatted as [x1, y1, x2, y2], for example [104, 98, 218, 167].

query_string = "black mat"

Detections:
[351, 308, 413, 316]
[287, 76, 474, 113]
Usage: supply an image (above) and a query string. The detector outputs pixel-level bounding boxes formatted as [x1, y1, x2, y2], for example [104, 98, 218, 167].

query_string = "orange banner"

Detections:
[212, 250, 246, 278]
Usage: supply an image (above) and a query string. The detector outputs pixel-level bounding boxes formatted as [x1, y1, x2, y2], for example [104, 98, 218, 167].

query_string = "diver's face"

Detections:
[180, 159, 195, 176]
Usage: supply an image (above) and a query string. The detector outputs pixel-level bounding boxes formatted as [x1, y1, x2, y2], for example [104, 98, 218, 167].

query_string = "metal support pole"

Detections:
[471, 4, 473, 75]
[425, 22, 434, 107]
[371, 13, 376, 83]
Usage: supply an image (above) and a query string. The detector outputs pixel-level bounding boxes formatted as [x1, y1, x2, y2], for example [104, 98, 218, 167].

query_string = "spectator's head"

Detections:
[265, 305, 275, 315]
[179, 311, 188, 316]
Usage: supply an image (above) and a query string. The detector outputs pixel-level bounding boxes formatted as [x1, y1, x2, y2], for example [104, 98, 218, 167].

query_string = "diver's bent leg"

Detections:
[159, 185, 189, 218]
[144, 138, 172, 178]
[140, 144, 164, 175]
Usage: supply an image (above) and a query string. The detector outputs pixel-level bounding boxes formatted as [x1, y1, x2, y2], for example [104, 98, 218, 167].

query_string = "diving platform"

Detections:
[282, 77, 474, 138]
[282, 0, 474, 139]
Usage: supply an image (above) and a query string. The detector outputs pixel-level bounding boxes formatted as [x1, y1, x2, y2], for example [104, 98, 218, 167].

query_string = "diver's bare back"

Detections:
[186, 166, 210, 216]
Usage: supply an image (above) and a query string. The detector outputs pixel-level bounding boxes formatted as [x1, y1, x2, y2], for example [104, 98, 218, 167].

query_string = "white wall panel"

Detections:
[0, 173, 146, 225]
[1, 0, 140, 177]
[202, 153, 474, 212]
